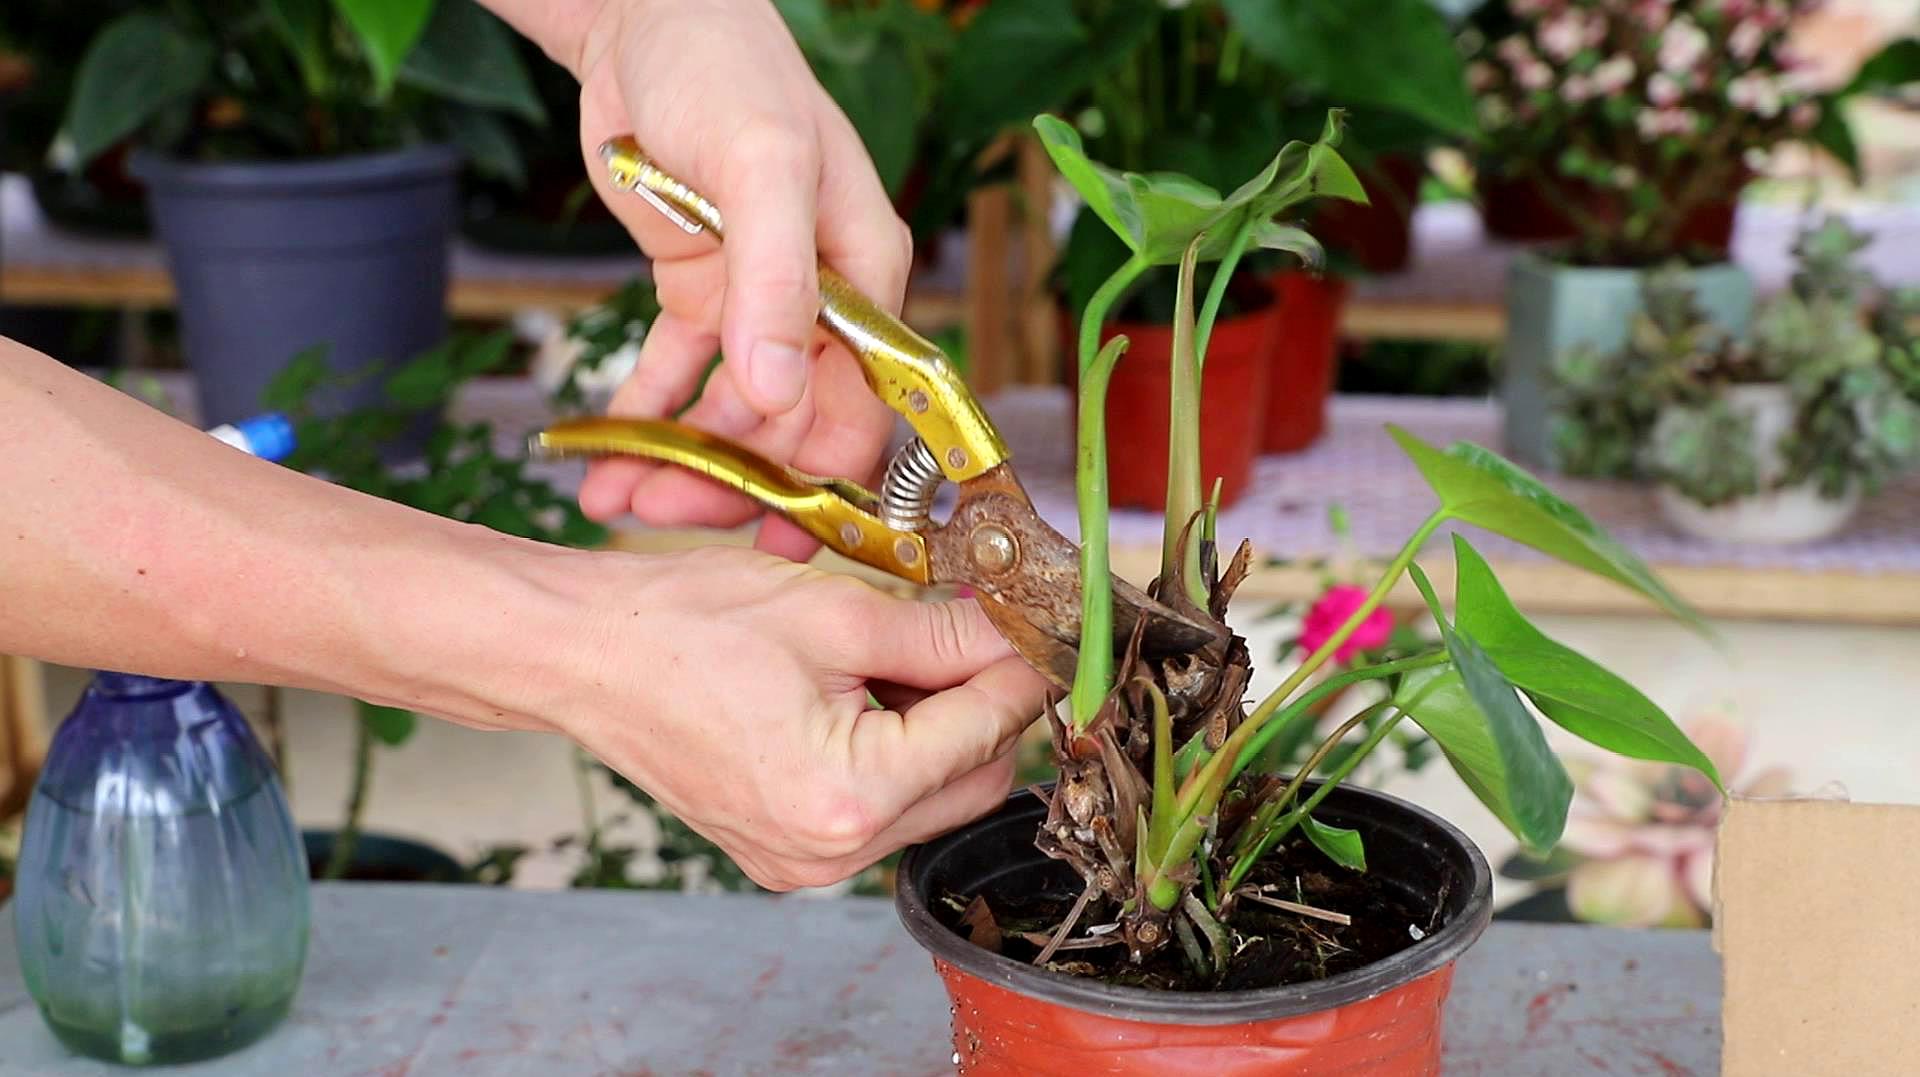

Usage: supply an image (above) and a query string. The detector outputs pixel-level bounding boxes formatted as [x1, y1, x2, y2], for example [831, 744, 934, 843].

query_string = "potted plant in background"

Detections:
[0, 0, 158, 238]
[1463, 0, 1828, 467]
[457, 33, 633, 256]
[892, 113, 1716, 1075]
[60, 0, 543, 431]
[262, 332, 606, 880]
[1554, 220, 1920, 544]
[1052, 0, 1477, 493]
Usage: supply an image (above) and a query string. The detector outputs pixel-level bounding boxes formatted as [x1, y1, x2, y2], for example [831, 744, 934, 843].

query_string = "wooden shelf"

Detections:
[606, 526, 1920, 628]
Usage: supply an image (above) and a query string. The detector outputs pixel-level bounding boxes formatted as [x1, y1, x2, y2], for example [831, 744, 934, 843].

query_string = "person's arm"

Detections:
[478, 0, 912, 563]
[0, 342, 1047, 889]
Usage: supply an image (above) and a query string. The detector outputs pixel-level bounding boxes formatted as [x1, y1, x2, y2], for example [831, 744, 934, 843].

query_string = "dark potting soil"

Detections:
[938, 833, 1444, 993]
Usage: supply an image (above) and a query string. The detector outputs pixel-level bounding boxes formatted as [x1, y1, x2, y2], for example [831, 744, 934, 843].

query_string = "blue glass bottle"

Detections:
[12, 413, 310, 1064]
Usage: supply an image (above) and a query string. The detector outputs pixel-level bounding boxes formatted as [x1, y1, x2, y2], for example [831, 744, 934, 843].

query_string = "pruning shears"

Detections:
[530, 137, 1225, 691]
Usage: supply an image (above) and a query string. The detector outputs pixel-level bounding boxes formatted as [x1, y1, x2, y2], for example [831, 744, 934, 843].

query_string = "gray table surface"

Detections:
[0, 884, 1721, 1076]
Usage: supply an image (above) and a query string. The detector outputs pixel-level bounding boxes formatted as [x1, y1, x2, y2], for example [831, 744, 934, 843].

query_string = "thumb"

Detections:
[715, 125, 822, 414]
[842, 594, 1021, 690]
[852, 657, 1051, 819]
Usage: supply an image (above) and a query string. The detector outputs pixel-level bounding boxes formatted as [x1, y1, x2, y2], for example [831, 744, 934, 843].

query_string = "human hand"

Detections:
[567, 0, 911, 562]
[511, 546, 1049, 891]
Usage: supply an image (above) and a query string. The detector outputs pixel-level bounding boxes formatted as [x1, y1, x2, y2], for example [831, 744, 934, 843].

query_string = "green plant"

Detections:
[60, 0, 542, 181]
[1006, 111, 1716, 983]
[1463, 0, 1825, 266]
[1554, 219, 1920, 505]
[263, 332, 606, 879]
[1052, 0, 1475, 322]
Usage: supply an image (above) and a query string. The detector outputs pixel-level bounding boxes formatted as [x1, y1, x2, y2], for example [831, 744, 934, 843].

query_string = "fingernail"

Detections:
[748, 342, 807, 411]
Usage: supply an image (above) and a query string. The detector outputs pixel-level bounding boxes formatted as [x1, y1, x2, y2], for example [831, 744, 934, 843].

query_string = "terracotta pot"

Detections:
[896, 783, 1493, 1076]
[1313, 154, 1424, 274]
[1265, 272, 1350, 454]
[1066, 298, 1277, 511]
[1476, 169, 1742, 257]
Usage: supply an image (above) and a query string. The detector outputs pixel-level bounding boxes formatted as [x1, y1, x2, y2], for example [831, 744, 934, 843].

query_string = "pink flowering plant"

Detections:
[1464, 0, 1828, 265]
[1502, 712, 1792, 926]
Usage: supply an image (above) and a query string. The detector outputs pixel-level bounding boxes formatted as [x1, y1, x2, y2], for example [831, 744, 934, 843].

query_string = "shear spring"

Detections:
[879, 438, 943, 532]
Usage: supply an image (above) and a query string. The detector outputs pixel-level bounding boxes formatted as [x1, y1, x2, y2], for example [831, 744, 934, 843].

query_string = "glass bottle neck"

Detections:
[89, 671, 197, 700]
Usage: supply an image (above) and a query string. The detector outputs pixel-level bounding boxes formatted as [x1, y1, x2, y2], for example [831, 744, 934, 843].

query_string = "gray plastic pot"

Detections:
[1501, 253, 1753, 469]
[133, 145, 459, 428]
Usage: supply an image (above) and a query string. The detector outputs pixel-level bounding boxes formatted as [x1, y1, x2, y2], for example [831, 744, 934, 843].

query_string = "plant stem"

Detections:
[1226, 710, 1407, 893]
[1070, 334, 1134, 729]
[1164, 236, 1208, 607]
[1068, 256, 1149, 729]
[323, 714, 375, 881]
[1176, 509, 1445, 811]
[1195, 219, 1257, 370]
[1225, 701, 1388, 884]
[1230, 652, 1446, 777]
[1078, 256, 1149, 375]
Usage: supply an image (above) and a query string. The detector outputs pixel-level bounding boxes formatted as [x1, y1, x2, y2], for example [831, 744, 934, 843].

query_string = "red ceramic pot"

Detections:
[1312, 154, 1425, 274]
[1265, 272, 1350, 454]
[1068, 298, 1278, 511]
[1476, 169, 1742, 257]
[896, 783, 1493, 1076]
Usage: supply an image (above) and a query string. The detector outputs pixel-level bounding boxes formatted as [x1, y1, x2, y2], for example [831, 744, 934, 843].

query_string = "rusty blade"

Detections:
[925, 465, 1227, 691]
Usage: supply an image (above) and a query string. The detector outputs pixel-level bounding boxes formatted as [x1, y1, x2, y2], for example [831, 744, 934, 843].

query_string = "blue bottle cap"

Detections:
[233, 413, 296, 463]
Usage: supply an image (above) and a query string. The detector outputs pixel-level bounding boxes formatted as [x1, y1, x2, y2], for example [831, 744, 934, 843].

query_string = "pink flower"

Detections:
[1729, 19, 1767, 61]
[1728, 71, 1784, 117]
[1300, 585, 1394, 664]
[1560, 714, 1793, 928]
[1511, 0, 1559, 15]
[1647, 71, 1684, 106]
[1516, 57, 1556, 92]
[1495, 35, 1534, 68]
[1658, 17, 1709, 73]
[1539, 11, 1589, 60]
[1632, 0, 1674, 31]
[1467, 61, 1499, 92]
[1636, 106, 1699, 138]
[1790, 99, 1820, 130]
[1591, 55, 1636, 94]
[1564, 73, 1596, 102]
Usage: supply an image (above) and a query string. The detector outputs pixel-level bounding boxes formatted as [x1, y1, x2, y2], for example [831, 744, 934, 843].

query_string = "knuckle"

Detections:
[798, 787, 877, 858]
[923, 601, 975, 668]
[723, 117, 817, 179]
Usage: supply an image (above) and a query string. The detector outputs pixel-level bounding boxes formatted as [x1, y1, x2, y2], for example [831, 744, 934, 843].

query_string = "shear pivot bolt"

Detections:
[907, 390, 930, 414]
[894, 538, 921, 566]
[946, 448, 969, 471]
[969, 525, 1017, 574]
[839, 523, 863, 550]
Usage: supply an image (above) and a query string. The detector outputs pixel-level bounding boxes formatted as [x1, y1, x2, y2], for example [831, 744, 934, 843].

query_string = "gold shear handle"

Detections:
[533, 417, 931, 583]
[598, 136, 1007, 484]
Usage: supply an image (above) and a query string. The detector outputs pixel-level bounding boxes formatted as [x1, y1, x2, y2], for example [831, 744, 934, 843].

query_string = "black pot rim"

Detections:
[894, 781, 1493, 1026]
[130, 143, 461, 195]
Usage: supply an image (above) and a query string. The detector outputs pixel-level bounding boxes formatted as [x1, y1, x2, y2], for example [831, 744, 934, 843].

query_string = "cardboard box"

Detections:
[1715, 796, 1920, 1076]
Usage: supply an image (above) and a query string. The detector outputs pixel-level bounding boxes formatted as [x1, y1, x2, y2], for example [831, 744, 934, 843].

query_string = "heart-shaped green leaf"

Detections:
[402, 0, 546, 124]
[1301, 815, 1366, 872]
[1223, 0, 1476, 138]
[1394, 659, 1572, 854]
[1034, 109, 1363, 267]
[333, 0, 436, 97]
[62, 13, 214, 163]
[1450, 535, 1722, 789]
[1389, 426, 1707, 635]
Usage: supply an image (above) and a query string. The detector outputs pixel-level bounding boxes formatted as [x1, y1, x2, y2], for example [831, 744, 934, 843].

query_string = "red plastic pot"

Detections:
[1312, 154, 1424, 274]
[896, 784, 1493, 1076]
[1476, 169, 1742, 256]
[1068, 299, 1277, 511]
[1265, 272, 1350, 454]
